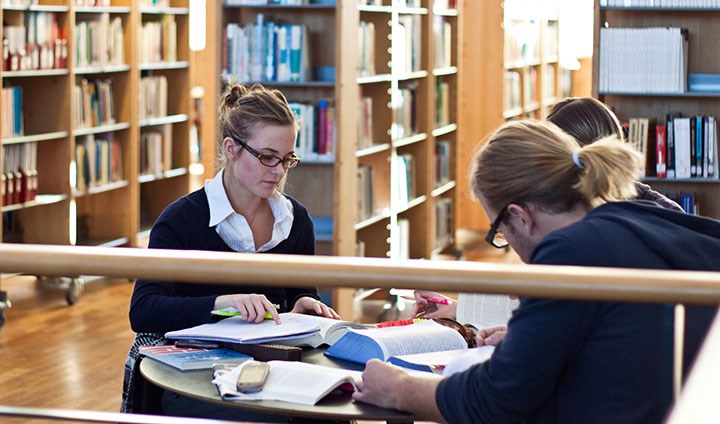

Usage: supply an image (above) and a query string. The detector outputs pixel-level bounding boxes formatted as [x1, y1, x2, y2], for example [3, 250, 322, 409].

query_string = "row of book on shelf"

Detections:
[358, 21, 376, 77]
[140, 125, 173, 176]
[598, 27, 688, 93]
[73, 78, 116, 129]
[503, 66, 556, 113]
[2, 11, 67, 72]
[75, 126, 174, 193]
[139, 75, 168, 120]
[356, 141, 451, 223]
[1, 142, 37, 206]
[5, 77, 170, 142]
[289, 100, 335, 162]
[74, 132, 122, 193]
[140, 15, 178, 64]
[628, 114, 718, 180]
[75, 13, 125, 68]
[222, 15, 309, 84]
[1, 86, 23, 138]
[392, 15, 422, 76]
[143, 312, 490, 406]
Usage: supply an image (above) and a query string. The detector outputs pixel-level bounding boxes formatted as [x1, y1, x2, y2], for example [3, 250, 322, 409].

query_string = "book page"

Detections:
[212, 361, 361, 406]
[456, 293, 518, 329]
[165, 313, 321, 344]
[442, 346, 495, 377]
[272, 313, 372, 347]
[355, 320, 467, 359]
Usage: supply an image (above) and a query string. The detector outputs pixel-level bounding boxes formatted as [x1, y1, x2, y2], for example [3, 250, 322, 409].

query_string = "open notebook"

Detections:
[165, 313, 321, 344]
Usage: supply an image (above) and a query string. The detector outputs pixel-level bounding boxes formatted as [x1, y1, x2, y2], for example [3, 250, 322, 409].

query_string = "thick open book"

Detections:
[325, 319, 468, 365]
[274, 314, 373, 347]
[212, 361, 361, 406]
[139, 345, 252, 371]
[165, 313, 321, 344]
[388, 346, 495, 374]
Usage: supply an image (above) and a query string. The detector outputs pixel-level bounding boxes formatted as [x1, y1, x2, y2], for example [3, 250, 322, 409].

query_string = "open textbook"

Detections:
[212, 361, 361, 406]
[456, 293, 519, 329]
[325, 319, 468, 365]
[273, 314, 373, 347]
[388, 345, 495, 375]
[165, 313, 321, 344]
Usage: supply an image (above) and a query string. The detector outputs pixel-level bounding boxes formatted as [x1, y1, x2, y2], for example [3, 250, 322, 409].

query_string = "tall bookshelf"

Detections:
[593, 1, 720, 220]
[194, 0, 462, 317]
[0, 1, 192, 252]
[457, 0, 561, 231]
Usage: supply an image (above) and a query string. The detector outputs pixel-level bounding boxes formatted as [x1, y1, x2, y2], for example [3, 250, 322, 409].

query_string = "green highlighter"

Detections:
[211, 307, 274, 320]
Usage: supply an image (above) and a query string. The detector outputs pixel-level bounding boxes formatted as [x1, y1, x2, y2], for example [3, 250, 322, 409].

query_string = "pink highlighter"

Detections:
[425, 296, 450, 305]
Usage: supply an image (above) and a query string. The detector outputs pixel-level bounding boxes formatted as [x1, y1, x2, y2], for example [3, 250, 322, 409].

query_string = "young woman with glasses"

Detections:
[122, 83, 338, 417]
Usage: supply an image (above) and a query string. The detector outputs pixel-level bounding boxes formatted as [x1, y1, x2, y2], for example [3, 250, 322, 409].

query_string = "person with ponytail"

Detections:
[353, 119, 720, 423]
[122, 83, 337, 418]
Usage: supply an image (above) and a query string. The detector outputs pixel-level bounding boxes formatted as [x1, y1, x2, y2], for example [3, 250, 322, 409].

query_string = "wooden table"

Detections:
[139, 348, 418, 423]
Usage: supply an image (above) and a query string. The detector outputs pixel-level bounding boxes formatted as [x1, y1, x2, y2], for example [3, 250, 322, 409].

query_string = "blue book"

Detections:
[139, 345, 251, 371]
[325, 320, 468, 365]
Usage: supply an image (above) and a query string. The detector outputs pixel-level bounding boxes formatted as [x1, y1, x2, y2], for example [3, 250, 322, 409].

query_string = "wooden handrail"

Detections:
[0, 405, 246, 423]
[1, 244, 720, 305]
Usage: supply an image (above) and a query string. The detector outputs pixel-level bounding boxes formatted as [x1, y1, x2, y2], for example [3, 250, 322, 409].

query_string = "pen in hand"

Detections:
[425, 296, 451, 305]
[212, 307, 280, 323]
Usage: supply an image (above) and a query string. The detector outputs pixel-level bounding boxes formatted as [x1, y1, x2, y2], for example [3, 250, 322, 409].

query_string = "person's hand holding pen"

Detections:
[410, 290, 457, 319]
[214, 294, 282, 324]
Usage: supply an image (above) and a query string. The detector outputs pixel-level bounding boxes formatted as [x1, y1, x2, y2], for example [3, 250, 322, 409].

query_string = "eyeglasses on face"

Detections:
[485, 203, 512, 249]
[231, 136, 300, 169]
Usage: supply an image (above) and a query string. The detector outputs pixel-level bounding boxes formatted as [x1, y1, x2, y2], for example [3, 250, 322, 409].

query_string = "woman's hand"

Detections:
[476, 325, 507, 346]
[411, 290, 457, 319]
[214, 294, 281, 324]
[291, 296, 341, 319]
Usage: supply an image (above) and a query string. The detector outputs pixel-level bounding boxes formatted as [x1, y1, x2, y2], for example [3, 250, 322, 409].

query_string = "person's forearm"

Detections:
[395, 374, 446, 423]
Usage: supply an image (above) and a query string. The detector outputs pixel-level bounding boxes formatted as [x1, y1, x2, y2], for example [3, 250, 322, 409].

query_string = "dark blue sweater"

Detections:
[129, 189, 319, 333]
[437, 201, 720, 423]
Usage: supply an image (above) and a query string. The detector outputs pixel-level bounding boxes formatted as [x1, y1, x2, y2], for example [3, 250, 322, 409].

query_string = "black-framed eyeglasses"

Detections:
[485, 204, 511, 249]
[231, 136, 300, 169]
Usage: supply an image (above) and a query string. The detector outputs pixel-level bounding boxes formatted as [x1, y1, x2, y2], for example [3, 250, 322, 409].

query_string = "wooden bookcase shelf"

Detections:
[0, 0, 193, 254]
[593, 1, 720, 219]
[457, 0, 562, 231]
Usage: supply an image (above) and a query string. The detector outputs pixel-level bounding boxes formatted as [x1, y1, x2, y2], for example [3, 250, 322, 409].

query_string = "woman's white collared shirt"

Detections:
[205, 170, 294, 253]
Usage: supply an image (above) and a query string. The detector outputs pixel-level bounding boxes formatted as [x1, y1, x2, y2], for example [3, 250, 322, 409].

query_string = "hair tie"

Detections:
[572, 150, 584, 169]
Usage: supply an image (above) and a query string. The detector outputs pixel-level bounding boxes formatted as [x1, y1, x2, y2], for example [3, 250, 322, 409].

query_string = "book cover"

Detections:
[325, 320, 468, 365]
[139, 345, 251, 371]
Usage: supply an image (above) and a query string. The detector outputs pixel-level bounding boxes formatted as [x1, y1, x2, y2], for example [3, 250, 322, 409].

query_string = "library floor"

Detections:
[0, 230, 520, 424]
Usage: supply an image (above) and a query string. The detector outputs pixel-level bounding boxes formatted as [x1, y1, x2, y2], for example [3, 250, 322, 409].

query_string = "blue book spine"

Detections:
[265, 22, 276, 81]
[696, 116, 704, 177]
[13, 86, 23, 136]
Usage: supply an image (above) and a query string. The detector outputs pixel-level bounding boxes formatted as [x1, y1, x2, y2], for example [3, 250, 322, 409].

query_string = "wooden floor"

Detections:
[0, 231, 520, 423]
[0, 276, 136, 423]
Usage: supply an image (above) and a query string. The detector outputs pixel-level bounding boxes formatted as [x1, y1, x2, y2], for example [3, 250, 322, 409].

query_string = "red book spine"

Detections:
[656, 124, 667, 179]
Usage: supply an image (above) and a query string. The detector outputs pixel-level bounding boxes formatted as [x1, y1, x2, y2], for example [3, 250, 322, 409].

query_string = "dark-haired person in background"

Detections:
[548, 96, 684, 212]
[354, 119, 720, 423]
